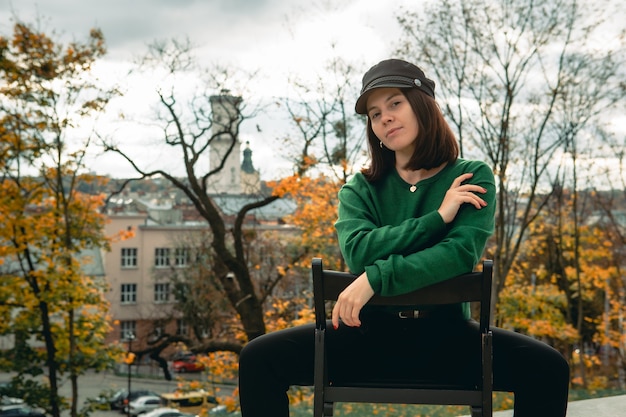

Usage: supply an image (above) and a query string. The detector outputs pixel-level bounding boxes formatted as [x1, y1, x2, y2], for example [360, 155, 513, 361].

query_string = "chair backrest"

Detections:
[312, 258, 494, 417]
[313, 258, 493, 333]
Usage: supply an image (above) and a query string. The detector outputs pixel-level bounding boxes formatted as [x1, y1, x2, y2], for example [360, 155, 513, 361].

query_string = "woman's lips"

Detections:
[386, 127, 401, 138]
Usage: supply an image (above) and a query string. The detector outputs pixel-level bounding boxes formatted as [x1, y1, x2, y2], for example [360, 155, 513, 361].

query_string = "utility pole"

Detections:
[125, 333, 136, 417]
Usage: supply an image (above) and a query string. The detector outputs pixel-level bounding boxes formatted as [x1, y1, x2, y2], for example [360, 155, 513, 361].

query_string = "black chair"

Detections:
[312, 258, 494, 417]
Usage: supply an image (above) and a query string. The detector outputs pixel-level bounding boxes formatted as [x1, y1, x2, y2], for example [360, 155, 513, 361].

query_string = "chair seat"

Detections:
[329, 379, 479, 390]
[323, 386, 485, 406]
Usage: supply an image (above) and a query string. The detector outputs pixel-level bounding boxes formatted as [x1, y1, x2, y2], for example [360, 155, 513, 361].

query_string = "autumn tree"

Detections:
[280, 54, 364, 178]
[396, 0, 626, 306]
[102, 38, 284, 351]
[130, 224, 304, 381]
[586, 130, 625, 383]
[502, 191, 625, 388]
[271, 53, 366, 274]
[0, 20, 119, 417]
[592, 182, 626, 387]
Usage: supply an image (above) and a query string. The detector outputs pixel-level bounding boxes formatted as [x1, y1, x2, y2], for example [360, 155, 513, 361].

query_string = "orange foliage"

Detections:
[501, 200, 625, 387]
[498, 283, 578, 343]
[0, 20, 121, 414]
[269, 173, 343, 270]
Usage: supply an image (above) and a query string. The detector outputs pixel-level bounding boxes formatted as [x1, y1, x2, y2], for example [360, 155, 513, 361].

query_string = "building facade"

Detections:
[102, 93, 294, 353]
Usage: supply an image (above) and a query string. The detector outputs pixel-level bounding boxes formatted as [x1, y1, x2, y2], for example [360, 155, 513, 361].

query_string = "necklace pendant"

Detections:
[409, 185, 417, 192]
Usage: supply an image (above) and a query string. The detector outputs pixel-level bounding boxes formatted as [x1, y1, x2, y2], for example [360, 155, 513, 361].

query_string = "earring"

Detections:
[379, 141, 383, 148]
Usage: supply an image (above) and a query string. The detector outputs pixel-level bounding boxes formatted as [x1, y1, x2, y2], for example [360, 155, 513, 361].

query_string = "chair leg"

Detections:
[470, 406, 483, 417]
[323, 402, 334, 416]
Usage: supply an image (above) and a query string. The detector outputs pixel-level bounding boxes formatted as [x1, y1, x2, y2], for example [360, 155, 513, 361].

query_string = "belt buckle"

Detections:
[398, 310, 419, 319]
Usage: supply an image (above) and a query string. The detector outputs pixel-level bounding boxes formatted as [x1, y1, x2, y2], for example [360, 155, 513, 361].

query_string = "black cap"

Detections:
[355, 59, 436, 114]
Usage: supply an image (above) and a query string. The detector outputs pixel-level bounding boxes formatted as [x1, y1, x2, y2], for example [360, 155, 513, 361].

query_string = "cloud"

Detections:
[0, 0, 416, 179]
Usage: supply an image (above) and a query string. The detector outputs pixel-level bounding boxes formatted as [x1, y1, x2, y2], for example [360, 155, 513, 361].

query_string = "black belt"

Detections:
[361, 305, 463, 321]
[397, 309, 431, 319]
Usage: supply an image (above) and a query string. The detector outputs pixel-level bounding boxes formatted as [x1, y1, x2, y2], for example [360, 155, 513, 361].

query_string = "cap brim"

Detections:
[355, 82, 411, 114]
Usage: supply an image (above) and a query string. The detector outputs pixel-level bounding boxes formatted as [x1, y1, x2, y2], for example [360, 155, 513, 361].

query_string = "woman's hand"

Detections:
[438, 173, 487, 224]
[331, 272, 375, 329]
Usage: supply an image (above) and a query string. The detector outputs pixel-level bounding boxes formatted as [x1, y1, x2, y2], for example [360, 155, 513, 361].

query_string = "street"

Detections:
[0, 369, 236, 417]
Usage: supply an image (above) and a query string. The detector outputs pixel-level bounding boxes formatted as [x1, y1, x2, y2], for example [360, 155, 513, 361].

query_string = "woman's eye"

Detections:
[370, 111, 380, 119]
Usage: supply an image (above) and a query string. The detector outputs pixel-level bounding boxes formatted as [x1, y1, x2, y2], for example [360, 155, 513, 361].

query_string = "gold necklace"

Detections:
[397, 167, 421, 192]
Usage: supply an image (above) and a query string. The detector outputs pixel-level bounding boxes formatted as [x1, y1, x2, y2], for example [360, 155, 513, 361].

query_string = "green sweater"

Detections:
[335, 158, 496, 319]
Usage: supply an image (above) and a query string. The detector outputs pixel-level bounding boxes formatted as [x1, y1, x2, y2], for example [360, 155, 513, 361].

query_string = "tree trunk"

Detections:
[39, 301, 60, 417]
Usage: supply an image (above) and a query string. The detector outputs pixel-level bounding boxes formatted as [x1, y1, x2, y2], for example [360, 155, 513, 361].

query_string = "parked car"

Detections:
[169, 351, 194, 361]
[0, 383, 22, 406]
[141, 407, 196, 417]
[0, 404, 46, 417]
[125, 395, 164, 416]
[0, 398, 23, 406]
[112, 390, 161, 411]
[108, 389, 126, 410]
[208, 405, 229, 415]
[161, 391, 216, 415]
[172, 356, 204, 373]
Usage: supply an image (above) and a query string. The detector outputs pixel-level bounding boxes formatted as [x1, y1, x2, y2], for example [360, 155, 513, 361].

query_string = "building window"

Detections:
[155, 248, 170, 268]
[121, 248, 138, 268]
[173, 283, 190, 302]
[151, 325, 164, 339]
[174, 248, 189, 267]
[177, 319, 188, 336]
[121, 283, 137, 304]
[120, 321, 136, 340]
[200, 327, 210, 339]
[194, 247, 209, 263]
[154, 283, 170, 303]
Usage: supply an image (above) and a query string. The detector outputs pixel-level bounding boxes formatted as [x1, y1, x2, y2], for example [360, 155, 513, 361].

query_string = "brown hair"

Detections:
[361, 88, 459, 182]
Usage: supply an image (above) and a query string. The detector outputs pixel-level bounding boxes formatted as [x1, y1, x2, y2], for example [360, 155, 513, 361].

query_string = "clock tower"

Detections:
[208, 92, 260, 194]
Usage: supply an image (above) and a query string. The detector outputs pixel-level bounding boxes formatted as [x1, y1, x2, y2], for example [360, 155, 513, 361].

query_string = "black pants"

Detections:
[239, 316, 569, 417]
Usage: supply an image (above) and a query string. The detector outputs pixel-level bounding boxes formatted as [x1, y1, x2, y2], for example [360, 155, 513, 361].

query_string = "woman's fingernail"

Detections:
[333, 323, 338, 330]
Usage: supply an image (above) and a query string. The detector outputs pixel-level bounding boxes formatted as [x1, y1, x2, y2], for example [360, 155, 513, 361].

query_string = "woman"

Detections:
[239, 59, 570, 417]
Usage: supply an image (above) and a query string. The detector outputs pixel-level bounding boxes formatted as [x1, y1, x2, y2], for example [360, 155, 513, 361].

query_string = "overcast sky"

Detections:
[1, 0, 624, 183]
[2, 0, 401, 68]
[1, 0, 413, 178]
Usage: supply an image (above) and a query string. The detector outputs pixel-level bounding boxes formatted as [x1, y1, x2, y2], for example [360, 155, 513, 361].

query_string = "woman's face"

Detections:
[366, 87, 419, 158]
